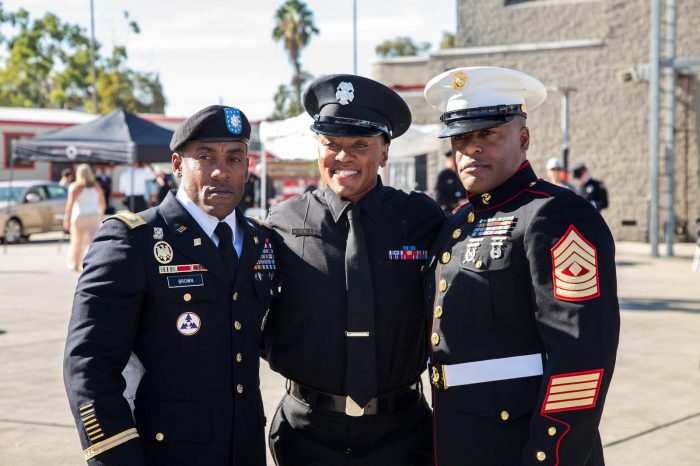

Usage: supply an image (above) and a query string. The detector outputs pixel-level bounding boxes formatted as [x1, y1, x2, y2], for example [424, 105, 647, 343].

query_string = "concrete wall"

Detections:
[372, 0, 700, 242]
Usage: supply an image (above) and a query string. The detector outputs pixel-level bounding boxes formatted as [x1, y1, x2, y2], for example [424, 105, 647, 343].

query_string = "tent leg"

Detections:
[130, 163, 135, 212]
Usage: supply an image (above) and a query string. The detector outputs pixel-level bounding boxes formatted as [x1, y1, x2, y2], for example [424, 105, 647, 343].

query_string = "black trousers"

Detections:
[269, 392, 433, 466]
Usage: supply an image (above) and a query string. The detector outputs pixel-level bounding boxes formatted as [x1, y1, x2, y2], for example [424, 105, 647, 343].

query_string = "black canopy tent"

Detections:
[11, 108, 174, 164]
[9, 108, 175, 210]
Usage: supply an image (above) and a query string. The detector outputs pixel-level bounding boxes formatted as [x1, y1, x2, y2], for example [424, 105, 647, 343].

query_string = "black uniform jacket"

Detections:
[64, 191, 276, 466]
[579, 178, 608, 211]
[264, 177, 444, 395]
[426, 162, 619, 466]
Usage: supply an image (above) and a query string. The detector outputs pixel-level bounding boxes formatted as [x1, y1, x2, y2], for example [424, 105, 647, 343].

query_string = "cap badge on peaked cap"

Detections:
[452, 71, 468, 91]
[336, 82, 355, 105]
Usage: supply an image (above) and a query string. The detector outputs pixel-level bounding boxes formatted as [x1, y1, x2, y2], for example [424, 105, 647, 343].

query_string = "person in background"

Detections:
[545, 157, 575, 190]
[63, 164, 106, 272]
[59, 168, 75, 187]
[254, 163, 276, 209]
[119, 163, 153, 212]
[571, 162, 609, 211]
[95, 168, 113, 214]
[435, 149, 468, 214]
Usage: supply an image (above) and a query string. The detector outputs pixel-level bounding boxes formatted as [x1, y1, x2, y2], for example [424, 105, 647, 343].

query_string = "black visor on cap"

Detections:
[311, 115, 387, 138]
[439, 115, 518, 138]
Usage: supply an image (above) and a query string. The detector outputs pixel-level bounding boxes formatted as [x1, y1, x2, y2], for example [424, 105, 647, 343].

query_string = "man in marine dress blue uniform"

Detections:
[63, 105, 276, 466]
[423, 67, 620, 465]
[264, 74, 444, 465]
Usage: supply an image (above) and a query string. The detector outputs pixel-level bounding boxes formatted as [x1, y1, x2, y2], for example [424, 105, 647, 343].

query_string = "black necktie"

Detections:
[344, 204, 378, 408]
[215, 222, 239, 280]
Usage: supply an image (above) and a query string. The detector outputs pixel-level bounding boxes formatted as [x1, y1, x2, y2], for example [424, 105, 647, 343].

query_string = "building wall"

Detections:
[372, 0, 700, 242]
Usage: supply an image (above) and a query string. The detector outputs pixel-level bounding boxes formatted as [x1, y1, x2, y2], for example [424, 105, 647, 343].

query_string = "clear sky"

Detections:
[3, 0, 456, 120]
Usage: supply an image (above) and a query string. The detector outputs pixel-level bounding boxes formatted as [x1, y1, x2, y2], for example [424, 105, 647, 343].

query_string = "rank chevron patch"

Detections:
[541, 369, 604, 413]
[551, 225, 600, 301]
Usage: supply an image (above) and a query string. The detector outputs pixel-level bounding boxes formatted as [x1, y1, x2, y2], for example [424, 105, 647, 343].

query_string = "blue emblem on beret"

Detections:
[224, 107, 243, 135]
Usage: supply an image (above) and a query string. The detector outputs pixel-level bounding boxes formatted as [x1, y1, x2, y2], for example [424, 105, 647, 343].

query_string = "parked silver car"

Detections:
[0, 180, 67, 243]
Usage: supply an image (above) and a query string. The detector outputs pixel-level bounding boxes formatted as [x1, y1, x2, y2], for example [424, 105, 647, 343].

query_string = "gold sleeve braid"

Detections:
[83, 428, 139, 460]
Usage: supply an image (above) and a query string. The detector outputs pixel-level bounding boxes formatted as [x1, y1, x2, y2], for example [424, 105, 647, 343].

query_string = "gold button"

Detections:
[234, 321, 242, 331]
[536, 451, 546, 462]
[439, 279, 448, 292]
[183, 293, 192, 302]
[434, 306, 443, 318]
[500, 410, 510, 421]
[441, 252, 451, 264]
[155, 433, 164, 442]
[431, 333, 440, 345]
[452, 229, 461, 239]
[475, 260, 484, 269]
[548, 426, 557, 436]
[232, 292, 239, 301]
[235, 353, 243, 363]
[529, 181, 537, 187]
[236, 384, 244, 394]
[467, 212, 475, 223]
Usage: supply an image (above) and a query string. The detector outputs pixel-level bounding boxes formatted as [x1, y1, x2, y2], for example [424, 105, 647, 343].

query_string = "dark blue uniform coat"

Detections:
[427, 162, 619, 466]
[64, 192, 276, 466]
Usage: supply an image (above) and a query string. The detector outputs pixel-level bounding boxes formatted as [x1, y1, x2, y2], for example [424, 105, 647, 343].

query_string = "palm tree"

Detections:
[272, 0, 319, 112]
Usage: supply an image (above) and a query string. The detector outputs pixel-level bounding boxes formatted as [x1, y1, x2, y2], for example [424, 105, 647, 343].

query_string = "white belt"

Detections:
[433, 353, 543, 389]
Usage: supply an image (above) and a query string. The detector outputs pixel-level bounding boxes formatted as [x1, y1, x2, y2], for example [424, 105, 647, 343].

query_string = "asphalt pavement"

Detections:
[1, 235, 698, 465]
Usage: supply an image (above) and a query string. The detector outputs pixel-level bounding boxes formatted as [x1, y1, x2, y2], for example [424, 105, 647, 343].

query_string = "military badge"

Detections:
[153, 227, 164, 240]
[452, 71, 468, 90]
[224, 107, 243, 135]
[176, 225, 187, 234]
[471, 216, 516, 237]
[481, 193, 491, 205]
[153, 241, 174, 264]
[388, 246, 428, 260]
[463, 237, 484, 263]
[253, 237, 276, 271]
[541, 369, 603, 413]
[159, 263, 207, 274]
[490, 236, 507, 259]
[551, 225, 599, 301]
[336, 81, 355, 105]
[193, 238, 202, 246]
[177, 312, 201, 336]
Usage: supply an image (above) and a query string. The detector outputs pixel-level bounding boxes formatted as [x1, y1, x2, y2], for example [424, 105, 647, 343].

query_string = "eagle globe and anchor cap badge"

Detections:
[177, 312, 201, 336]
[336, 81, 355, 105]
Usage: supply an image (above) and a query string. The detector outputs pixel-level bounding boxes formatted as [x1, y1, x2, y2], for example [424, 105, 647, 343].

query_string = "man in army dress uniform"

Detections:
[264, 74, 443, 465]
[63, 105, 276, 466]
[423, 67, 620, 465]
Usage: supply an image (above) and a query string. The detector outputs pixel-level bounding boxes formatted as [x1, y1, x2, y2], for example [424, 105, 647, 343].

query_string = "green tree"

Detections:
[272, 0, 319, 111]
[269, 69, 313, 120]
[375, 36, 431, 58]
[0, 7, 166, 114]
[440, 31, 455, 50]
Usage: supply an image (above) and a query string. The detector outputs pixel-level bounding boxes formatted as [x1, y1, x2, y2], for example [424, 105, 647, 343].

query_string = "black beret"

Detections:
[170, 105, 251, 151]
[303, 74, 411, 140]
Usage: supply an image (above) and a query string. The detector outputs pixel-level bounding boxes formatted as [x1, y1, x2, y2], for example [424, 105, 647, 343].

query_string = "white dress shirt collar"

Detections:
[175, 188, 238, 248]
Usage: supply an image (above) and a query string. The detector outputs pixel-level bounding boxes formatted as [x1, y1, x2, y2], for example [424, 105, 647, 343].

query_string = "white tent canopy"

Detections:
[259, 113, 442, 161]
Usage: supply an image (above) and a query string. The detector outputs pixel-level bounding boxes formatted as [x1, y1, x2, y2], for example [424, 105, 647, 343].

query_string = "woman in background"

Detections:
[63, 164, 106, 272]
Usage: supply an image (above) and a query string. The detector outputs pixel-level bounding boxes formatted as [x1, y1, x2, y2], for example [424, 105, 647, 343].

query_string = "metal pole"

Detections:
[353, 0, 357, 74]
[648, 0, 661, 257]
[663, 0, 677, 256]
[89, 0, 99, 113]
[260, 146, 268, 215]
[561, 90, 570, 171]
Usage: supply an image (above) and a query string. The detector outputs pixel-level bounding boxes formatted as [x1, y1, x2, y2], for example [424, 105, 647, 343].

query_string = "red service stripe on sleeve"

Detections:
[541, 369, 604, 414]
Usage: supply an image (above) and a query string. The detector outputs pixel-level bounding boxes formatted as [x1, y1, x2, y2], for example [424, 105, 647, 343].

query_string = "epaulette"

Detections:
[103, 211, 147, 229]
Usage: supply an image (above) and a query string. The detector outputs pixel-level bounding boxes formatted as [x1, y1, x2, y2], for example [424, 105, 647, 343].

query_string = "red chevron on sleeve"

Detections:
[541, 369, 604, 414]
[551, 225, 600, 302]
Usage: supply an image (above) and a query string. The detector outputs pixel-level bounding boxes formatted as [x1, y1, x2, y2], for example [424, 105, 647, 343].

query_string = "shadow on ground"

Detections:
[620, 297, 700, 314]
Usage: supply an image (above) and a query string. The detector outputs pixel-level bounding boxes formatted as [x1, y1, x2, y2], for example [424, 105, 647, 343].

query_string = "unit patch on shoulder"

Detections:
[551, 225, 600, 302]
[541, 369, 604, 414]
[105, 212, 146, 229]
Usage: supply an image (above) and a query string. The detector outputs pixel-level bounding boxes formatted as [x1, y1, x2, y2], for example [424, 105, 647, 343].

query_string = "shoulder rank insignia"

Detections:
[104, 212, 146, 229]
[551, 225, 599, 301]
[541, 369, 604, 413]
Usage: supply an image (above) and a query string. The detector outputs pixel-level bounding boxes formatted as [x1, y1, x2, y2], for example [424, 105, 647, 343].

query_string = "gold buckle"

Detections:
[345, 396, 365, 416]
[430, 364, 448, 390]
